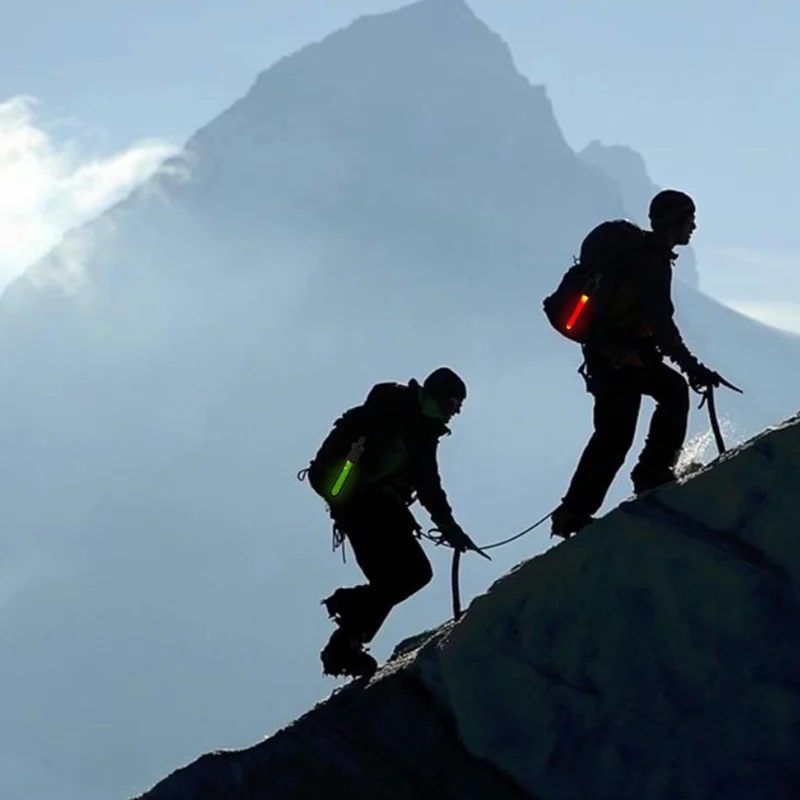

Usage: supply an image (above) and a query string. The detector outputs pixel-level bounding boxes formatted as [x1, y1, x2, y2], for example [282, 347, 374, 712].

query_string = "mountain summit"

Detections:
[175, 0, 621, 308]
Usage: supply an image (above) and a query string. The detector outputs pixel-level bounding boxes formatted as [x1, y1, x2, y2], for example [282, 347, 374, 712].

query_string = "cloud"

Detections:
[694, 244, 800, 335]
[0, 95, 179, 291]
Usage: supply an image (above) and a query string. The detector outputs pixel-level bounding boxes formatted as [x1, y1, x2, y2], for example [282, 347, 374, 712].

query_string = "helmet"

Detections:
[423, 367, 467, 419]
[648, 189, 696, 231]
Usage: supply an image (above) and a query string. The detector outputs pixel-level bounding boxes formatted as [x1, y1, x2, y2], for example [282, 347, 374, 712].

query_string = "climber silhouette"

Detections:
[302, 367, 477, 679]
[549, 190, 724, 538]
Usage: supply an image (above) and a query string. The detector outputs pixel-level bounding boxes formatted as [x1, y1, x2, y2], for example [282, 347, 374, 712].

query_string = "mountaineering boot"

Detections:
[321, 588, 349, 623]
[550, 503, 593, 539]
[320, 628, 378, 679]
[631, 464, 677, 496]
[321, 586, 371, 626]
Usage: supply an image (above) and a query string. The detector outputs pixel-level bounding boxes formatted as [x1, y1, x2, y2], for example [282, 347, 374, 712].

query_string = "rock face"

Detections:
[128, 668, 534, 800]
[134, 412, 800, 800]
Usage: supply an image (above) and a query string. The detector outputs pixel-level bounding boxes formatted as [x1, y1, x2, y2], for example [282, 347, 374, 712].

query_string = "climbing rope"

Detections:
[422, 508, 557, 621]
[300, 378, 743, 623]
[432, 379, 743, 622]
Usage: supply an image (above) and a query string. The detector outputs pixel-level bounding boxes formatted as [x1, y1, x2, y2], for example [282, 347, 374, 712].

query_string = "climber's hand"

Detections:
[440, 521, 471, 551]
[687, 361, 721, 394]
[440, 522, 491, 560]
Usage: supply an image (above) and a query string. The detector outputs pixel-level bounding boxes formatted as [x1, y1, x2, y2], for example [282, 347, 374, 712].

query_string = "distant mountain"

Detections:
[579, 140, 700, 287]
[0, 1, 796, 798]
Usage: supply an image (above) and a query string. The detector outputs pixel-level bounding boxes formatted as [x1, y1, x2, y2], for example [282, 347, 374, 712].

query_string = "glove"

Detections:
[438, 521, 474, 553]
[686, 361, 721, 393]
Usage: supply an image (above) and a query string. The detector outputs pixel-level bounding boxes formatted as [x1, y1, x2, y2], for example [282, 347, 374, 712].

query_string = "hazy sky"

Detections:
[0, 0, 798, 330]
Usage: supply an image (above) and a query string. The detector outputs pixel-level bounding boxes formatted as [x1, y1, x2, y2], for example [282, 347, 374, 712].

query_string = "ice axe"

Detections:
[426, 525, 491, 561]
[461, 532, 492, 561]
[448, 542, 491, 623]
[423, 527, 491, 622]
[698, 373, 742, 455]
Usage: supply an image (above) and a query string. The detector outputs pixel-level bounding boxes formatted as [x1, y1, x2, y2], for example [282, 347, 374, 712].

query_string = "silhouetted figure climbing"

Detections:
[303, 367, 474, 679]
[544, 190, 723, 539]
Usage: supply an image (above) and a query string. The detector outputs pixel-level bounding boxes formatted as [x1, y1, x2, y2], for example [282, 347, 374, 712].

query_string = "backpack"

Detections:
[307, 404, 371, 502]
[543, 219, 646, 344]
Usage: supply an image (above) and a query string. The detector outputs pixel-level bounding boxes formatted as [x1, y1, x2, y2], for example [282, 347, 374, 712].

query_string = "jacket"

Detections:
[311, 380, 456, 529]
[588, 233, 697, 372]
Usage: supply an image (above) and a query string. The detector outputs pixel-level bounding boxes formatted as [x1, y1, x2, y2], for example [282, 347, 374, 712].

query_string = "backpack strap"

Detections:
[577, 360, 590, 392]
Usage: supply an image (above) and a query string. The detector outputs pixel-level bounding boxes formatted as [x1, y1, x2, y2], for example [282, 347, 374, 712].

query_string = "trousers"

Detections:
[563, 354, 690, 516]
[328, 490, 433, 643]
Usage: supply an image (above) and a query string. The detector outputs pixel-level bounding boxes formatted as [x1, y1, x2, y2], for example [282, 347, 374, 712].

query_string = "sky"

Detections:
[0, 0, 797, 327]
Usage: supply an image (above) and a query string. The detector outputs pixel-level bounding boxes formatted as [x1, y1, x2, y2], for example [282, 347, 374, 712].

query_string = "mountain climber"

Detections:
[303, 367, 475, 679]
[550, 189, 723, 538]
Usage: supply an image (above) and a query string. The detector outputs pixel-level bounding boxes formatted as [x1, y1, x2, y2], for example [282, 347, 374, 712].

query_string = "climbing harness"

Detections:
[298, 466, 350, 563]
[297, 467, 427, 565]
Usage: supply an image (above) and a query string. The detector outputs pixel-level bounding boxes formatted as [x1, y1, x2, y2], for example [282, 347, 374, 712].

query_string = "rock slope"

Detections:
[134, 413, 800, 799]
